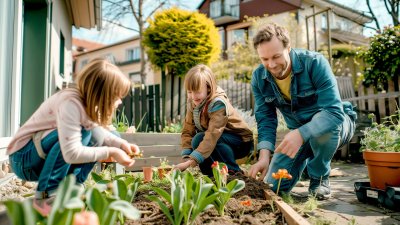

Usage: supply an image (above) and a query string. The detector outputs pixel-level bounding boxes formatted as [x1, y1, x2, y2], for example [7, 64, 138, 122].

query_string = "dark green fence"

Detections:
[120, 77, 254, 133]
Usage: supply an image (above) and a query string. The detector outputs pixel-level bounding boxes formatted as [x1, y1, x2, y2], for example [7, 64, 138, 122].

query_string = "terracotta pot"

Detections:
[157, 167, 172, 179]
[142, 167, 153, 182]
[363, 151, 400, 190]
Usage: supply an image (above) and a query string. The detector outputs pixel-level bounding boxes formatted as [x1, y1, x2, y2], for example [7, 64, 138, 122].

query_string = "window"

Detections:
[228, 29, 246, 47]
[80, 59, 88, 70]
[104, 53, 115, 64]
[59, 31, 65, 77]
[129, 72, 141, 88]
[126, 47, 140, 61]
[219, 28, 225, 50]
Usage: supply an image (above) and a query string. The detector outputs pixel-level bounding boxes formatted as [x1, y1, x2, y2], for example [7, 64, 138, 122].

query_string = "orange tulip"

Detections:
[240, 200, 252, 206]
[272, 169, 292, 180]
[271, 169, 292, 195]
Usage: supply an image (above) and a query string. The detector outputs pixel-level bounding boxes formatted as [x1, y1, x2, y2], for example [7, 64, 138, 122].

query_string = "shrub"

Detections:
[360, 25, 400, 88]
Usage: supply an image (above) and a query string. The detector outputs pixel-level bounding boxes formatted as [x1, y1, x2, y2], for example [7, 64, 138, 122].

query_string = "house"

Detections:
[73, 37, 160, 87]
[0, 0, 101, 146]
[197, 0, 372, 52]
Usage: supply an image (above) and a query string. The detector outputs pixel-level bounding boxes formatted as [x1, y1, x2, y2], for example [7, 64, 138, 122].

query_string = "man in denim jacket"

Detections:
[248, 23, 356, 199]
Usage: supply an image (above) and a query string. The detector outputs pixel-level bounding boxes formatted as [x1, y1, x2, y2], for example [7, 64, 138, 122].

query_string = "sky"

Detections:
[73, 0, 394, 45]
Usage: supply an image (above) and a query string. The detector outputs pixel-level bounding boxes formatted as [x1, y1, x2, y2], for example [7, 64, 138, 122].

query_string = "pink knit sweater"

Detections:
[7, 88, 126, 163]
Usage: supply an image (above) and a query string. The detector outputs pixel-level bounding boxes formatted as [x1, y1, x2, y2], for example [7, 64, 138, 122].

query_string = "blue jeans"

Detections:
[192, 132, 252, 176]
[9, 129, 95, 198]
[264, 113, 355, 193]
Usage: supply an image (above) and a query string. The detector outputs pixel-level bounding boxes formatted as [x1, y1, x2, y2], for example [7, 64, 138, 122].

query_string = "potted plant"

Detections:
[360, 110, 400, 190]
[157, 158, 172, 179]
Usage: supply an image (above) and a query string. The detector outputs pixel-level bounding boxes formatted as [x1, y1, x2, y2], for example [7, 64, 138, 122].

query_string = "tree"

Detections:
[360, 25, 400, 89]
[103, 0, 194, 84]
[212, 13, 303, 83]
[143, 7, 221, 76]
[142, 7, 221, 125]
[366, 0, 399, 30]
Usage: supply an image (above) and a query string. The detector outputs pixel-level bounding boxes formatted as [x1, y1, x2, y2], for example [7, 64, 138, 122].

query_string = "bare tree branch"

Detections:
[383, 0, 399, 25]
[366, 0, 381, 30]
[103, 19, 139, 32]
[145, 2, 166, 22]
[129, 0, 140, 22]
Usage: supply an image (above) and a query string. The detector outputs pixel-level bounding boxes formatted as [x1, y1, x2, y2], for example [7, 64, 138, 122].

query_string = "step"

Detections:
[121, 133, 180, 146]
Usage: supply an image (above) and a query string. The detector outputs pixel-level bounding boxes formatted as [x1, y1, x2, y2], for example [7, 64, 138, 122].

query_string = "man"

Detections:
[248, 23, 356, 199]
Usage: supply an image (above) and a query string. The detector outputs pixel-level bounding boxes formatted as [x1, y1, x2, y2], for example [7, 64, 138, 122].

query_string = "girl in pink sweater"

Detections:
[7, 59, 139, 199]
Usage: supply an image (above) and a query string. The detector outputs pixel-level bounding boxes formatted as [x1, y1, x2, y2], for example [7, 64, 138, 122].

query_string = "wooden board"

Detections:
[265, 189, 310, 225]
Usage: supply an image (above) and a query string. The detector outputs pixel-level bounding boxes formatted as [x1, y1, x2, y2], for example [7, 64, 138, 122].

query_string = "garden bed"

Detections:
[0, 170, 309, 225]
[126, 173, 309, 225]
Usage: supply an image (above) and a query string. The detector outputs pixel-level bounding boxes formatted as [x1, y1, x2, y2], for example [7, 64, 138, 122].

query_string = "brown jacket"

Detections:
[181, 87, 253, 163]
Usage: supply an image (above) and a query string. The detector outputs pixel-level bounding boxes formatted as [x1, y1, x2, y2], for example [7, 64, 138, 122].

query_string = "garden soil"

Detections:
[126, 173, 283, 225]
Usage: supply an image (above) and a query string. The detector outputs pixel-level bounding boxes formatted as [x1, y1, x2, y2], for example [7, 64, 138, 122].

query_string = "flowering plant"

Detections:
[271, 169, 292, 195]
[360, 111, 400, 152]
[204, 161, 245, 216]
[360, 25, 400, 88]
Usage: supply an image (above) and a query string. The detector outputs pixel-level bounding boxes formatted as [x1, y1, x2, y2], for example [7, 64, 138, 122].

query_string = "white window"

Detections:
[126, 47, 140, 61]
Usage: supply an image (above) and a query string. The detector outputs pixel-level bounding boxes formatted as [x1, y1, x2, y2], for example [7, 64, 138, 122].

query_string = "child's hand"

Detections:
[120, 142, 141, 156]
[108, 147, 135, 167]
[174, 159, 196, 171]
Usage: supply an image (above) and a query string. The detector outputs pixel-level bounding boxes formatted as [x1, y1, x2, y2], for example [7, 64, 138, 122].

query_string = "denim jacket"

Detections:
[251, 48, 351, 152]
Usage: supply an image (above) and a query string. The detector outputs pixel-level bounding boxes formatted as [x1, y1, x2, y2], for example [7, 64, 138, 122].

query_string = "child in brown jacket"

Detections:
[175, 64, 253, 175]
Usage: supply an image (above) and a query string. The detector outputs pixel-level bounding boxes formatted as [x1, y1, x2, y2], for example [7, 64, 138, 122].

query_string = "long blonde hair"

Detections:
[184, 64, 218, 110]
[75, 59, 131, 126]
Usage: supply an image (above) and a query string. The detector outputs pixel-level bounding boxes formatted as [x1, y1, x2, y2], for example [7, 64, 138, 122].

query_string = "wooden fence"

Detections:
[218, 77, 253, 112]
[337, 76, 400, 123]
[121, 77, 254, 132]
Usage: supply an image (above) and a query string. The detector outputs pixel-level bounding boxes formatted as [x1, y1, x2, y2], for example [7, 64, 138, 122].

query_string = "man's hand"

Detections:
[248, 150, 270, 180]
[275, 129, 303, 158]
[108, 147, 135, 167]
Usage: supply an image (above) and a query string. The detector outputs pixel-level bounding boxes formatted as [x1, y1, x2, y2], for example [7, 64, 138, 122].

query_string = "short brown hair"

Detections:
[75, 59, 131, 126]
[253, 23, 290, 49]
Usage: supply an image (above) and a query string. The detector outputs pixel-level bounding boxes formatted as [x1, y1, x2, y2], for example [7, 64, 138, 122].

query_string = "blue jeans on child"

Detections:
[264, 113, 355, 193]
[192, 132, 252, 176]
[9, 129, 95, 199]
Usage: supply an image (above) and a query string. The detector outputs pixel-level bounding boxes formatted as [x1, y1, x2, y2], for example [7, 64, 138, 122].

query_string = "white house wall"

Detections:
[49, 0, 74, 94]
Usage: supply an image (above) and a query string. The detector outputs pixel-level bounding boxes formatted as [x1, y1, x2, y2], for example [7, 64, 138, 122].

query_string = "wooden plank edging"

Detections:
[264, 189, 310, 225]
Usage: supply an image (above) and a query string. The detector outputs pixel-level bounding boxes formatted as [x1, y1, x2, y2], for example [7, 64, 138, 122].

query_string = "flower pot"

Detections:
[142, 167, 153, 182]
[157, 167, 172, 179]
[363, 151, 400, 190]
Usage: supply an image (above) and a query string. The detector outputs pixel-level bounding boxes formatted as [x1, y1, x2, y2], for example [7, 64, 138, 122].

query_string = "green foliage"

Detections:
[212, 13, 303, 83]
[359, 25, 400, 88]
[204, 162, 245, 216]
[3, 175, 141, 225]
[143, 7, 221, 77]
[112, 108, 130, 133]
[146, 170, 218, 225]
[211, 40, 259, 82]
[163, 121, 183, 133]
[360, 110, 400, 152]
